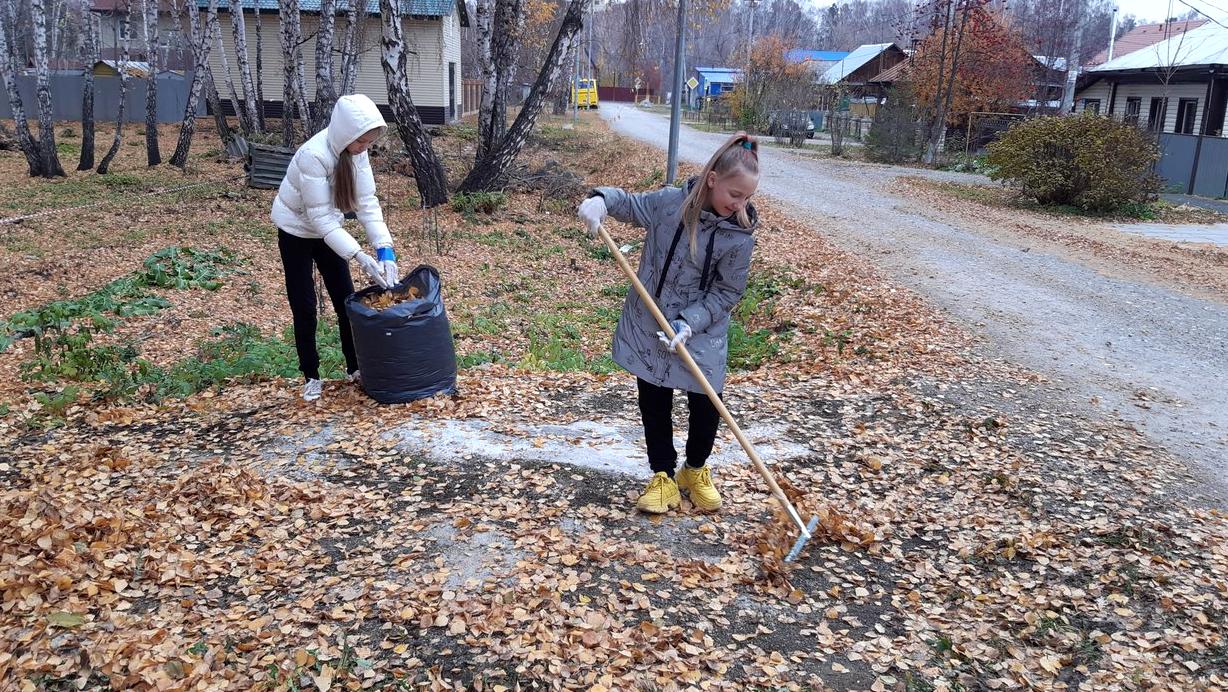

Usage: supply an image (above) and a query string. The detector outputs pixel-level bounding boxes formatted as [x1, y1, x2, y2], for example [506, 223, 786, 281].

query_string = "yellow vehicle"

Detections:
[572, 78, 599, 109]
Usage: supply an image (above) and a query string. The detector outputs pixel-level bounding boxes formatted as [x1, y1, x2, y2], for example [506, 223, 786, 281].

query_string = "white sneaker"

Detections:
[346, 370, 362, 384]
[302, 378, 323, 401]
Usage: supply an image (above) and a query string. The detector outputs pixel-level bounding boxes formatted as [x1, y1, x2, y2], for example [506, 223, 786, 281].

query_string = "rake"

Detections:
[597, 225, 819, 562]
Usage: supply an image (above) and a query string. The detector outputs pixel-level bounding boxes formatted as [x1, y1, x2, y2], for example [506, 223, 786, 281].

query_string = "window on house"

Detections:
[1148, 97, 1168, 132]
[1124, 97, 1141, 126]
[1176, 98, 1198, 134]
[1081, 98, 1101, 115]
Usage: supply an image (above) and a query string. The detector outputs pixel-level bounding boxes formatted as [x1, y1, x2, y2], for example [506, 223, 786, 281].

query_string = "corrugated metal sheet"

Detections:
[696, 67, 741, 85]
[1091, 21, 1228, 72]
[246, 142, 296, 189]
[193, 0, 456, 16]
[786, 49, 850, 64]
[820, 43, 895, 84]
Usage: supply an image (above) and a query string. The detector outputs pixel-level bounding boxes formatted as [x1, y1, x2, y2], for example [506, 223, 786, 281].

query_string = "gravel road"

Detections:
[602, 103, 1228, 496]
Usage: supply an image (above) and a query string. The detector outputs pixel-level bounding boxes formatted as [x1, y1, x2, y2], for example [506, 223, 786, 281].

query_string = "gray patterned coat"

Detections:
[594, 180, 758, 394]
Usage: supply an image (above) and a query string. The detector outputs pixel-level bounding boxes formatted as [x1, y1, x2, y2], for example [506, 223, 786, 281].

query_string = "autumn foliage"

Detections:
[912, 7, 1032, 123]
[729, 36, 816, 133]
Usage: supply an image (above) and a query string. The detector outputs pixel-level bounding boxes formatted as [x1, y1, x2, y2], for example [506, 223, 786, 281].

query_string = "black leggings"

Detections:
[278, 229, 359, 380]
[636, 377, 721, 476]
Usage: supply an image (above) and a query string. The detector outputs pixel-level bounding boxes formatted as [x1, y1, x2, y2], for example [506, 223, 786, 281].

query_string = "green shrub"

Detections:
[451, 191, 507, 215]
[985, 112, 1161, 213]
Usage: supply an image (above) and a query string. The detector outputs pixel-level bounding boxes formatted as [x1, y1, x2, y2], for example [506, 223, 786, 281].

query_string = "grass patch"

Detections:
[22, 321, 344, 404]
[451, 191, 507, 216]
[1, 247, 239, 352]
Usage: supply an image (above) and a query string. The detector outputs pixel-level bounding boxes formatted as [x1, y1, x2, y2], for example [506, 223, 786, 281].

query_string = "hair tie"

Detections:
[742, 140, 754, 150]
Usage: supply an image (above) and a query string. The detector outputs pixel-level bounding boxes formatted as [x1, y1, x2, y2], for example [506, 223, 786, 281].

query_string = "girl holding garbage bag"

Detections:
[271, 94, 400, 402]
[578, 132, 760, 514]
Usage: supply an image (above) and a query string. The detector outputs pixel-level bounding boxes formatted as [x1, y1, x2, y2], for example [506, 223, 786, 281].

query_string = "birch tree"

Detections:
[170, 0, 216, 167]
[313, 0, 338, 131]
[229, 0, 260, 134]
[143, 0, 161, 165]
[31, 0, 66, 177]
[212, 1, 249, 134]
[475, 0, 525, 163]
[98, 10, 131, 174]
[379, 0, 449, 206]
[79, 10, 99, 170]
[204, 10, 236, 147]
[278, 0, 312, 145]
[459, 0, 591, 192]
[255, 7, 266, 129]
[339, 0, 362, 94]
[0, 0, 42, 175]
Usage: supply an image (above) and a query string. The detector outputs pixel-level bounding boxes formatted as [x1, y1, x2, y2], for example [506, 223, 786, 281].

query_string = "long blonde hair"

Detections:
[680, 131, 759, 258]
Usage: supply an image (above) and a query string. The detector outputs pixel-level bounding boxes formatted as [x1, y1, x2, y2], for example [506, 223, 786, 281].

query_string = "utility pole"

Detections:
[1107, 5, 1118, 62]
[746, 0, 756, 78]
[666, 0, 687, 183]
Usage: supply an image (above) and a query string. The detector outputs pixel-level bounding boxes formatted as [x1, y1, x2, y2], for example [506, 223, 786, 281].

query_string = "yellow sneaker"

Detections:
[676, 465, 721, 511]
[636, 472, 681, 514]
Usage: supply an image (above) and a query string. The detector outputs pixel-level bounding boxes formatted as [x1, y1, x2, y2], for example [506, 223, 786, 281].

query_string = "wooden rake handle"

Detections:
[596, 225, 812, 538]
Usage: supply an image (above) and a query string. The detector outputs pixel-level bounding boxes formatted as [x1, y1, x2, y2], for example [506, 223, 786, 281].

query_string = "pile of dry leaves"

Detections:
[2, 116, 1227, 690]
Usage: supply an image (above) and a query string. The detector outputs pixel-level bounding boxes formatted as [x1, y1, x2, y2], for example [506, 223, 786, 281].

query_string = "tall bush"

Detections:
[865, 82, 921, 164]
[986, 113, 1161, 212]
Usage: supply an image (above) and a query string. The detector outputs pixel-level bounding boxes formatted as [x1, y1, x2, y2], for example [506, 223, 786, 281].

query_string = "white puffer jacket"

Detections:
[270, 94, 393, 259]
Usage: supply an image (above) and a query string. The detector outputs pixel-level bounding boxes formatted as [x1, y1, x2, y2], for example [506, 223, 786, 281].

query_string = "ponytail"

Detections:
[679, 132, 759, 259]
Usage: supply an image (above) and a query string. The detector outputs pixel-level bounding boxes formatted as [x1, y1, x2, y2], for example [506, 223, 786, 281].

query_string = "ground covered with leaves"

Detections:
[2, 117, 1227, 690]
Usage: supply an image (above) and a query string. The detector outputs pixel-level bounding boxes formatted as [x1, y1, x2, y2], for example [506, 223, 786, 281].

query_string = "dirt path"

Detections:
[603, 103, 1228, 497]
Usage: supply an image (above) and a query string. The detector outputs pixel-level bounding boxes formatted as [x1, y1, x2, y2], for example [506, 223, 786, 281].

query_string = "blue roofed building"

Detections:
[691, 67, 742, 108]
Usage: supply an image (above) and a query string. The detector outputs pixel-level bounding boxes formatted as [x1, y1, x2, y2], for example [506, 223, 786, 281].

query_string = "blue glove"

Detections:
[656, 319, 692, 353]
[376, 246, 398, 288]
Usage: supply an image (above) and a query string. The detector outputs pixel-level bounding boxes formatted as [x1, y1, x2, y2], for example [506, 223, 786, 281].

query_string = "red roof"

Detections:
[1087, 19, 1207, 66]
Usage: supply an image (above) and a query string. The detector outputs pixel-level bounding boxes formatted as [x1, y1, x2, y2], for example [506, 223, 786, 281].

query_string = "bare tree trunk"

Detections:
[278, 0, 299, 145]
[0, 0, 43, 175]
[212, 1, 249, 135]
[474, 0, 496, 161]
[229, 0, 260, 135]
[459, 0, 590, 192]
[491, 0, 523, 145]
[379, 0, 449, 207]
[925, 0, 973, 164]
[313, 0, 338, 131]
[205, 70, 234, 148]
[339, 1, 361, 94]
[255, 8, 266, 129]
[78, 11, 98, 170]
[170, 0, 215, 167]
[31, 0, 66, 177]
[143, 0, 161, 165]
[278, 0, 311, 145]
[98, 11, 131, 174]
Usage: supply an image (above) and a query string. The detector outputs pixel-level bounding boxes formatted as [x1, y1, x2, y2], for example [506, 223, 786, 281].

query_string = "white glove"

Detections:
[375, 246, 399, 287]
[355, 251, 391, 289]
[578, 196, 607, 239]
[656, 319, 692, 353]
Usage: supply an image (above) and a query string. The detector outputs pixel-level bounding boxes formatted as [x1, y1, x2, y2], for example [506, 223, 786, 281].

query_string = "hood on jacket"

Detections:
[683, 176, 759, 235]
[325, 94, 388, 156]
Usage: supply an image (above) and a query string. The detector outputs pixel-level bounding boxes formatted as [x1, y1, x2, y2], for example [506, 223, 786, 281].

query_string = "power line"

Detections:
[1183, 0, 1228, 20]
[1175, 0, 1228, 29]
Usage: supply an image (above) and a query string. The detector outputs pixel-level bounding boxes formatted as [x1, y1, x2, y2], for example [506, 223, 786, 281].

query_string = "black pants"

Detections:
[637, 377, 721, 476]
[278, 229, 359, 380]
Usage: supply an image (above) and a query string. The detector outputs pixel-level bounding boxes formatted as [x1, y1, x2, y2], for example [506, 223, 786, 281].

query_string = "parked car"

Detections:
[768, 111, 815, 139]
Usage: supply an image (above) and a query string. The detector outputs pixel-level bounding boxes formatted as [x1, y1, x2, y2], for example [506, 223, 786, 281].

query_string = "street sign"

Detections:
[686, 76, 699, 91]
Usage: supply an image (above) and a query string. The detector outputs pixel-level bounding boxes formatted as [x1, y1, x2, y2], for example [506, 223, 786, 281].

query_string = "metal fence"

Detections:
[0, 72, 200, 123]
[1158, 133, 1228, 198]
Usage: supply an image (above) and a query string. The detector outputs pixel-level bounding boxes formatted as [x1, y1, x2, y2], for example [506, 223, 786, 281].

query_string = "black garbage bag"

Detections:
[345, 265, 458, 404]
